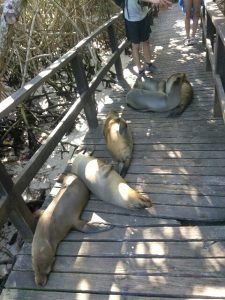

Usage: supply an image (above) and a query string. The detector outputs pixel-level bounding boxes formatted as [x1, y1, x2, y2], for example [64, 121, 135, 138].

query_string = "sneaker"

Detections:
[184, 38, 195, 46]
[138, 69, 146, 78]
[190, 37, 196, 45]
[145, 63, 160, 74]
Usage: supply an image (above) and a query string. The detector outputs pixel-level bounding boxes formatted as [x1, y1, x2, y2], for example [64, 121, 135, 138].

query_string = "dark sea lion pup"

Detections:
[168, 74, 193, 117]
[32, 173, 112, 287]
[126, 73, 186, 112]
[103, 111, 133, 177]
[133, 76, 166, 93]
[70, 152, 152, 209]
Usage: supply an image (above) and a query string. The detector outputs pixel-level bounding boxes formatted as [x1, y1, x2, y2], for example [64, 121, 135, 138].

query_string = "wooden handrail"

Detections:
[203, 0, 225, 122]
[0, 11, 129, 241]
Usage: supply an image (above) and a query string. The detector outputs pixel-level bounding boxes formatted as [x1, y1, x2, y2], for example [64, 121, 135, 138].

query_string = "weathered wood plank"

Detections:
[63, 226, 225, 242]
[124, 165, 225, 176]
[14, 255, 225, 277]
[21, 240, 225, 258]
[87, 203, 225, 223]
[94, 149, 225, 159]
[125, 173, 225, 186]
[2, 289, 216, 300]
[5, 271, 225, 297]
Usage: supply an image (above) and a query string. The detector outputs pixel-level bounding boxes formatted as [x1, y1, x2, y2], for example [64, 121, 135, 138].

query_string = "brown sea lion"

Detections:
[69, 153, 152, 209]
[103, 111, 133, 177]
[133, 76, 166, 93]
[168, 76, 193, 117]
[126, 73, 185, 112]
[32, 173, 112, 287]
[126, 73, 188, 113]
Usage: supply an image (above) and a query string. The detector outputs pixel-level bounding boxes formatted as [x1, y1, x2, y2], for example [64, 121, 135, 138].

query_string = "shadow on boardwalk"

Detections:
[2, 3, 225, 299]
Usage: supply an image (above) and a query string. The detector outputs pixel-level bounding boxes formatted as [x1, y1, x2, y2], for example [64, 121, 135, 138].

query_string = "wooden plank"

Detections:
[21, 240, 225, 258]
[218, 23, 225, 48]
[214, 74, 225, 122]
[81, 211, 179, 226]
[125, 173, 225, 186]
[5, 271, 225, 297]
[126, 158, 225, 167]
[62, 226, 225, 242]
[83, 202, 225, 222]
[81, 136, 225, 144]
[124, 165, 225, 176]
[2, 289, 214, 300]
[87, 194, 225, 209]
[204, 0, 224, 28]
[94, 149, 225, 159]
[83, 142, 225, 151]
[14, 254, 225, 277]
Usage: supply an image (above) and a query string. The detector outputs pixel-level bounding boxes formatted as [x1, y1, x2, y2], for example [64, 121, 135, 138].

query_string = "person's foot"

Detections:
[138, 69, 146, 78]
[184, 37, 195, 46]
[190, 37, 196, 44]
[145, 63, 160, 74]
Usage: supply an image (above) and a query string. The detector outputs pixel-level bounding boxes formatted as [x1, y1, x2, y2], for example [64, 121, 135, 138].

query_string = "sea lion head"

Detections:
[107, 110, 119, 118]
[32, 241, 55, 286]
[166, 73, 186, 94]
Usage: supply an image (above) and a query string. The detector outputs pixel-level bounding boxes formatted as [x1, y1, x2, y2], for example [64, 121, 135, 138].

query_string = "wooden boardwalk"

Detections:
[2, 3, 225, 299]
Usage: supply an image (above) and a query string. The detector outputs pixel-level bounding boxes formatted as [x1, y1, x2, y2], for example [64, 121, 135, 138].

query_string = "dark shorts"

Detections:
[125, 14, 151, 44]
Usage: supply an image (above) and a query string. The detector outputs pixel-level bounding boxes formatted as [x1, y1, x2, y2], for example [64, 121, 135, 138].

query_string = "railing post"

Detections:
[205, 11, 215, 71]
[213, 30, 225, 118]
[0, 162, 36, 241]
[70, 54, 98, 129]
[107, 24, 124, 82]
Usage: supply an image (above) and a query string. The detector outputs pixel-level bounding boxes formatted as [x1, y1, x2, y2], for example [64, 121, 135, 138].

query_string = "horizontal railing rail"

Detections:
[202, 0, 225, 121]
[0, 11, 130, 241]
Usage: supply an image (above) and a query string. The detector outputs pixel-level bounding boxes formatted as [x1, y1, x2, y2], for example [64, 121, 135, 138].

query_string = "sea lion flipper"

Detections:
[129, 194, 153, 209]
[167, 105, 185, 117]
[120, 158, 131, 178]
[73, 220, 113, 233]
[118, 120, 127, 134]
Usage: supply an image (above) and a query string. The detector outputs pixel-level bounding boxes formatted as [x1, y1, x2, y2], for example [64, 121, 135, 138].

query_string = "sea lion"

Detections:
[168, 76, 193, 117]
[32, 173, 112, 287]
[103, 111, 133, 177]
[133, 76, 166, 93]
[126, 73, 187, 113]
[69, 152, 152, 209]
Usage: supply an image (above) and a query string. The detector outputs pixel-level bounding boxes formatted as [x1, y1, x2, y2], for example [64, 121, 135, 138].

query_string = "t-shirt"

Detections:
[124, 0, 148, 22]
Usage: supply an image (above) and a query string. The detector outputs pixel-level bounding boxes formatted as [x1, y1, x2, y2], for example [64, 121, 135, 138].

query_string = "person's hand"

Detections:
[158, 0, 172, 10]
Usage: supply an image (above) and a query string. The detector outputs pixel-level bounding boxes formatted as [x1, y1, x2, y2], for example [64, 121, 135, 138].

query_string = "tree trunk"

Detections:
[0, 0, 25, 73]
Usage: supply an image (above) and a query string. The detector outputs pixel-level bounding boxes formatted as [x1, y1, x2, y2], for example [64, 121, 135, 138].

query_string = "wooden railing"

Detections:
[202, 0, 225, 121]
[0, 11, 129, 241]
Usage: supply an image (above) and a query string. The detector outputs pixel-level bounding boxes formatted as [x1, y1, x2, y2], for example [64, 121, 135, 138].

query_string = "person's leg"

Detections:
[183, 0, 193, 39]
[191, 0, 201, 38]
[131, 42, 142, 71]
[142, 39, 152, 64]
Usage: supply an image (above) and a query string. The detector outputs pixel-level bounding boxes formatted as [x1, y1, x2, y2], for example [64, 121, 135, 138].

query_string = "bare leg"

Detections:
[131, 42, 142, 71]
[192, 0, 201, 37]
[183, 0, 193, 39]
[142, 39, 152, 64]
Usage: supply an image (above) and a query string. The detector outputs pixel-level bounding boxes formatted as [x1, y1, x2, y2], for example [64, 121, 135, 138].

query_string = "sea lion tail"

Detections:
[74, 220, 114, 233]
